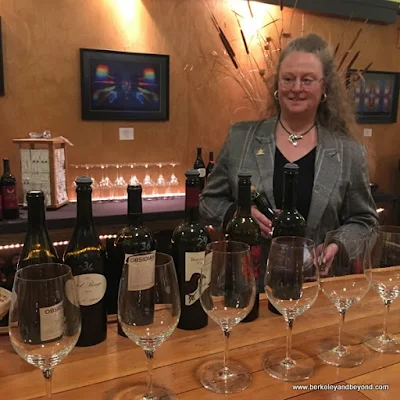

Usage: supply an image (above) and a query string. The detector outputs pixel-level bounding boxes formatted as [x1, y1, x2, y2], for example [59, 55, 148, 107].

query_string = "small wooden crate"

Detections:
[13, 138, 69, 209]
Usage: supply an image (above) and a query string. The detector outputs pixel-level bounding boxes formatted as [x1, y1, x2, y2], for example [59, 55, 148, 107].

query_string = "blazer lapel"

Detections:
[253, 118, 278, 208]
[307, 126, 341, 231]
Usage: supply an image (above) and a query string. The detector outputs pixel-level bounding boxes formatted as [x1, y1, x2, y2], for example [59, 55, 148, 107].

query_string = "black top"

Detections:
[273, 146, 316, 221]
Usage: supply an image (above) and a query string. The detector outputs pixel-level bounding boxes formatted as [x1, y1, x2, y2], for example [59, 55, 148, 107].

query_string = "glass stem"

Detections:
[144, 349, 155, 395]
[383, 300, 391, 336]
[285, 319, 294, 360]
[42, 368, 53, 399]
[338, 310, 346, 347]
[223, 329, 230, 369]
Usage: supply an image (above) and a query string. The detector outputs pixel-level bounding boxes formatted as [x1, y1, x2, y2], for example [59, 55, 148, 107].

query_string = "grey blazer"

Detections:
[200, 116, 378, 245]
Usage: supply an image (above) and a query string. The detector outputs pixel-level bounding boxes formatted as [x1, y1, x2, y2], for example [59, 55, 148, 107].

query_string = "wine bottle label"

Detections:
[126, 251, 156, 291]
[242, 245, 261, 279]
[73, 274, 107, 306]
[39, 301, 64, 342]
[202, 252, 212, 291]
[184, 251, 206, 306]
[250, 245, 261, 279]
[197, 168, 206, 178]
[1, 186, 18, 209]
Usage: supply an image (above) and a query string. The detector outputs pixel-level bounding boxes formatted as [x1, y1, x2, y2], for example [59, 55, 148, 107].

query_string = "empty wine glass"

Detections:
[99, 165, 113, 201]
[113, 164, 127, 200]
[118, 252, 181, 400]
[199, 240, 256, 394]
[362, 225, 400, 353]
[9, 263, 81, 399]
[317, 230, 370, 367]
[143, 165, 156, 197]
[129, 164, 141, 186]
[264, 236, 319, 381]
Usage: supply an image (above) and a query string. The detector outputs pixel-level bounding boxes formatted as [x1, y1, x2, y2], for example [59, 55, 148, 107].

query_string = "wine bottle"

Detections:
[0, 158, 19, 220]
[269, 162, 306, 314]
[17, 191, 59, 270]
[250, 186, 277, 221]
[225, 173, 261, 322]
[114, 185, 157, 337]
[172, 169, 211, 330]
[193, 147, 206, 190]
[272, 163, 306, 238]
[63, 177, 107, 347]
[206, 151, 215, 179]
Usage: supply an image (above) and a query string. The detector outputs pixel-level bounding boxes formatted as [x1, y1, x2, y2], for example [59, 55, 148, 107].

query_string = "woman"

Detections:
[200, 33, 378, 251]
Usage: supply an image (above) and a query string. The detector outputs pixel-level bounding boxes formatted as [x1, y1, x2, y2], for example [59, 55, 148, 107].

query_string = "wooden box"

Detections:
[13, 138, 69, 209]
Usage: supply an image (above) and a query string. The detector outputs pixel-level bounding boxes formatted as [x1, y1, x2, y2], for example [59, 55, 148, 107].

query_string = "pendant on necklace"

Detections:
[288, 134, 302, 146]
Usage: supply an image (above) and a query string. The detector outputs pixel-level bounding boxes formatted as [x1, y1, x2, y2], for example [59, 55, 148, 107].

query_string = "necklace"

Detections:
[279, 119, 315, 147]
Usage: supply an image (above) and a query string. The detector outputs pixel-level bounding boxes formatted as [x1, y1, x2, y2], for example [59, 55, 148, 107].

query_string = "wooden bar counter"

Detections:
[1, 290, 400, 400]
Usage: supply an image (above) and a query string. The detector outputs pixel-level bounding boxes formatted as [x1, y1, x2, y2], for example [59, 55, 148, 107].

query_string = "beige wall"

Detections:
[0, 0, 399, 199]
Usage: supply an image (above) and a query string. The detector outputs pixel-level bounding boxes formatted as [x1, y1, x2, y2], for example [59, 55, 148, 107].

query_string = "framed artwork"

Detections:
[80, 49, 169, 121]
[347, 69, 399, 124]
[0, 17, 5, 96]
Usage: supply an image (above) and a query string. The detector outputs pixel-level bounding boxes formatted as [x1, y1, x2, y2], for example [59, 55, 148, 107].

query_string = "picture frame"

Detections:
[0, 17, 5, 97]
[80, 49, 169, 121]
[347, 69, 399, 124]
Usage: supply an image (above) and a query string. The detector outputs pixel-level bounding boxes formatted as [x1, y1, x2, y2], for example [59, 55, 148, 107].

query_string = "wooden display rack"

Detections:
[13, 138, 69, 209]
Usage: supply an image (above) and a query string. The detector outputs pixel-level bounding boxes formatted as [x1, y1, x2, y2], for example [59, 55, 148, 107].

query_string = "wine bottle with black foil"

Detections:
[225, 173, 261, 322]
[269, 162, 306, 314]
[206, 151, 215, 179]
[251, 186, 277, 221]
[193, 147, 206, 190]
[17, 191, 59, 269]
[63, 177, 107, 347]
[114, 185, 157, 337]
[172, 169, 211, 330]
[0, 158, 19, 220]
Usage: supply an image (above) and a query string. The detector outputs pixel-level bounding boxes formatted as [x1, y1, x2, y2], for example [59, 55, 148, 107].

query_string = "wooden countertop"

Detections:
[1, 290, 400, 400]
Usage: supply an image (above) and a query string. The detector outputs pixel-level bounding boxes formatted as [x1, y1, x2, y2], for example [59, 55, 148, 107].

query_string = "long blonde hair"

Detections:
[269, 33, 359, 139]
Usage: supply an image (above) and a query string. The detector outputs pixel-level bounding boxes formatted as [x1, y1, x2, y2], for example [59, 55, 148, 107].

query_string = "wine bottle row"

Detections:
[13, 158, 306, 345]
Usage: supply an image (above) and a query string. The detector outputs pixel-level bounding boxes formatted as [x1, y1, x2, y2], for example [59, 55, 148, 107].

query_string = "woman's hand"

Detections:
[251, 206, 273, 238]
[316, 243, 339, 276]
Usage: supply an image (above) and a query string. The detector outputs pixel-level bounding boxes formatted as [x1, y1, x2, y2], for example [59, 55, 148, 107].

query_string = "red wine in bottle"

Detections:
[269, 163, 306, 315]
[0, 158, 19, 220]
[114, 185, 157, 337]
[172, 169, 211, 330]
[17, 191, 59, 270]
[193, 147, 206, 190]
[63, 177, 107, 346]
[225, 173, 261, 322]
[206, 151, 215, 179]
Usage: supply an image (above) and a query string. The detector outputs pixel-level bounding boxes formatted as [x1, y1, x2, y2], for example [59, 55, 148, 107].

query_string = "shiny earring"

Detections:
[274, 90, 279, 100]
[321, 93, 327, 103]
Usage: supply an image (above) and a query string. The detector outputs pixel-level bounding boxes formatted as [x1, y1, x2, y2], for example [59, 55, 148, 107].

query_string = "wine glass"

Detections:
[8, 263, 81, 399]
[199, 240, 256, 394]
[362, 225, 400, 353]
[264, 236, 319, 381]
[113, 164, 127, 200]
[118, 252, 181, 400]
[317, 230, 370, 367]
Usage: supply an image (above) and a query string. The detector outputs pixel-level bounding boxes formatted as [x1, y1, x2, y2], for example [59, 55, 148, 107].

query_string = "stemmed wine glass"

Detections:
[118, 252, 181, 400]
[264, 236, 319, 381]
[199, 240, 256, 394]
[8, 263, 81, 399]
[317, 230, 370, 367]
[362, 225, 400, 353]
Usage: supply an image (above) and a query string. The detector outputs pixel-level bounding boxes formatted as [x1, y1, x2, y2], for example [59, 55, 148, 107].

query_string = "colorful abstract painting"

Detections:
[80, 49, 169, 121]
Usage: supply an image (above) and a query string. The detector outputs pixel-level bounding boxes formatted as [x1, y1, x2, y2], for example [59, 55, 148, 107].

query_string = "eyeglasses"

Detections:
[280, 77, 324, 90]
